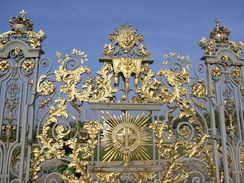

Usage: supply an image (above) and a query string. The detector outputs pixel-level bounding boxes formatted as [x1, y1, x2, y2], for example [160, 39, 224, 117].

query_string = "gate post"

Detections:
[200, 19, 244, 183]
[0, 11, 45, 182]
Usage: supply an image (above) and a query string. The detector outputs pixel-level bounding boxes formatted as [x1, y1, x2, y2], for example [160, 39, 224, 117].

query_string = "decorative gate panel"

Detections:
[0, 12, 243, 183]
[0, 11, 46, 183]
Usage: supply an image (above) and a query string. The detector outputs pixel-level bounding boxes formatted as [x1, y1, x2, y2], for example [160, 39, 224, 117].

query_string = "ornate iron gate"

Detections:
[0, 11, 243, 183]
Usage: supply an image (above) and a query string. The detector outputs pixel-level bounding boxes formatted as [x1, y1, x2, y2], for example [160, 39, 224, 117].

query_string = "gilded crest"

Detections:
[117, 31, 136, 51]
[102, 24, 151, 57]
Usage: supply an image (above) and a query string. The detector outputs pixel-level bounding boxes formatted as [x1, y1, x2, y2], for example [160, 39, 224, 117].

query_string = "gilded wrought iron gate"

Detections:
[0, 11, 244, 183]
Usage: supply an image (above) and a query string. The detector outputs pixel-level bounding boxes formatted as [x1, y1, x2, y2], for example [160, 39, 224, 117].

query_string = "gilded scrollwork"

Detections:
[136, 52, 192, 105]
[33, 49, 212, 182]
[55, 50, 90, 101]
[31, 98, 102, 182]
[0, 10, 232, 183]
[160, 160, 189, 183]
[31, 98, 68, 181]
[30, 19, 216, 182]
[134, 63, 168, 103]
[133, 172, 156, 183]
[240, 149, 244, 170]
[81, 62, 117, 102]
[95, 172, 120, 183]
[95, 172, 156, 183]
[30, 148, 45, 181]
[202, 148, 217, 182]
[139, 52, 211, 182]
[150, 118, 209, 182]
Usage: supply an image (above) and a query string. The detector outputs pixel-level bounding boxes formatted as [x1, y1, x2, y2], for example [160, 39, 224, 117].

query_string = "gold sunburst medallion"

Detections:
[101, 111, 151, 165]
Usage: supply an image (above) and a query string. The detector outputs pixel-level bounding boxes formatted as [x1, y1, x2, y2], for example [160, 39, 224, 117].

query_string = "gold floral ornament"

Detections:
[231, 67, 243, 89]
[232, 67, 240, 78]
[212, 67, 221, 78]
[190, 83, 206, 98]
[37, 79, 55, 96]
[199, 18, 244, 57]
[36, 74, 56, 109]
[190, 81, 207, 110]
[102, 23, 151, 57]
[13, 47, 21, 54]
[22, 60, 34, 71]
[28, 38, 41, 48]
[0, 60, 9, 71]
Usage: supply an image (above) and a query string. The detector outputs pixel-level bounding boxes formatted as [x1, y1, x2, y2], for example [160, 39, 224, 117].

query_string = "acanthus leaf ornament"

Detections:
[31, 97, 102, 182]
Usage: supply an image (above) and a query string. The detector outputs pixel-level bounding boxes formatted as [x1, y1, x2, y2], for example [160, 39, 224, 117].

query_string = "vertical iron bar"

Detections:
[218, 105, 230, 183]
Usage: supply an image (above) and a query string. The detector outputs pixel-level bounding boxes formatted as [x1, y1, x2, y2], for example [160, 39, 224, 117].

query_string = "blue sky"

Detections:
[0, 0, 243, 121]
[0, 0, 243, 73]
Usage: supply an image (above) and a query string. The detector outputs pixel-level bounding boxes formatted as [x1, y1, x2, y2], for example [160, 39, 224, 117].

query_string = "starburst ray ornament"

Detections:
[101, 111, 151, 165]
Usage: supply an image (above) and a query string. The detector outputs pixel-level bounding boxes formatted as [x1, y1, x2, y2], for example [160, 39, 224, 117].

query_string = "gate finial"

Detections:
[9, 10, 33, 31]
[214, 18, 220, 29]
[0, 11, 46, 50]
[199, 19, 243, 56]
[20, 10, 27, 17]
[210, 18, 230, 40]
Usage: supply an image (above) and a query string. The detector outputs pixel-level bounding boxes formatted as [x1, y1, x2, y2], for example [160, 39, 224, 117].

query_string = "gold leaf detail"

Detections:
[0, 60, 9, 71]
[56, 51, 61, 58]
[22, 60, 34, 71]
